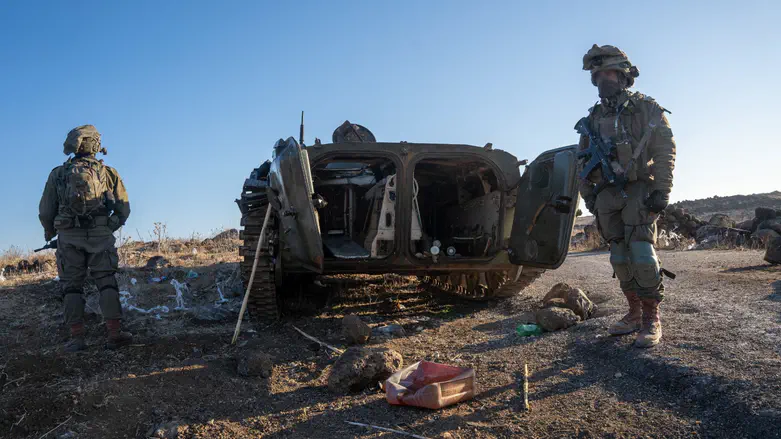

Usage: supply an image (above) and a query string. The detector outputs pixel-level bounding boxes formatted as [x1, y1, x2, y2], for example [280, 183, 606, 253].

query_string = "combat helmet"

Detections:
[332, 120, 376, 143]
[583, 44, 640, 87]
[63, 124, 106, 155]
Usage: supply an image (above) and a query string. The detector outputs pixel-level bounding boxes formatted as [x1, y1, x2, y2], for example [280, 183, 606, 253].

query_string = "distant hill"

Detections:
[573, 190, 781, 228]
[671, 191, 781, 222]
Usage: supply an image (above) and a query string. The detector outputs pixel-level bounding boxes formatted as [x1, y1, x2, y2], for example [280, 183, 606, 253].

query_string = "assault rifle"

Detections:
[574, 117, 627, 198]
[34, 239, 58, 252]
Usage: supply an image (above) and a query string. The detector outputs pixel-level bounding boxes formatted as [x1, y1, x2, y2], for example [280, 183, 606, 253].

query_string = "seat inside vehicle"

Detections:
[313, 157, 398, 259]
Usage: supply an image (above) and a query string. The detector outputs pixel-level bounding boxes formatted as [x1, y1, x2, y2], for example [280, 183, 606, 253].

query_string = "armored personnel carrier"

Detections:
[236, 121, 580, 318]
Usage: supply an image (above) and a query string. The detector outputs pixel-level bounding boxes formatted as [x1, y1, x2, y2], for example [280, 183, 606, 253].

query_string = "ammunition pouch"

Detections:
[54, 215, 109, 230]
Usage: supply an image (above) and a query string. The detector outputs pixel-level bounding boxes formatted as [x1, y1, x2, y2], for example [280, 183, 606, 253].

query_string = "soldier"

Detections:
[578, 45, 676, 348]
[39, 125, 133, 352]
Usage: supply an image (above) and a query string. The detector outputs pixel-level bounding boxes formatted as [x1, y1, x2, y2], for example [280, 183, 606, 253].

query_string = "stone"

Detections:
[542, 282, 595, 320]
[151, 422, 180, 439]
[736, 219, 755, 232]
[584, 223, 599, 236]
[765, 237, 781, 265]
[342, 314, 371, 344]
[535, 307, 580, 332]
[753, 229, 781, 245]
[708, 214, 734, 228]
[755, 207, 777, 222]
[236, 351, 274, 378]
[212, 228, 239, 241]
[757, 219, 781, 235]
[144, 255, 169, 270]
[191, 305, 233, 322]
[373, 324, 406, 337]
[327, 347, 403, 393]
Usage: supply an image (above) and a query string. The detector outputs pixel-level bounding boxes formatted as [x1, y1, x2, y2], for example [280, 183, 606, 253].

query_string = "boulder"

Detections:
[709, 214, 735, 228]
[541, 282, 595, 320]
[736, 219, 756, 232]
[696, 225, 723, 243]
[342, 314, 371, 344]
[536, 307, 580, 332]
[213, 228, 239, 241]
[583, 223, 599, 237]
[757, 219, 781, 235]
[236, 351, 274, 378]
[327, 347, 403, 393]
[755, 207, 777, 222]
[765, 237, 781, 265]
[754, 229, 781, 245]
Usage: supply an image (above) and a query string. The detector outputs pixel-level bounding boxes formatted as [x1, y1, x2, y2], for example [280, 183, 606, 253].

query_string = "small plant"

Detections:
[152, 222, 169, 253]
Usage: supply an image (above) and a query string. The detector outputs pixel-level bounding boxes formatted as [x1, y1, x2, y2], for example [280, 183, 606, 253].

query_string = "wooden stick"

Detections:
[232, 204, 272, 345]
[345, 421, 431, 439]
[292, 325, 344, 355]
[38, 416, 71, 439]
[523, 363, 530, 411]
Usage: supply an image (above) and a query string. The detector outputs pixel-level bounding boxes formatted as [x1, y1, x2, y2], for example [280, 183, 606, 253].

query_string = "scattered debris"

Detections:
[38, 416, 72, 439]
[170, 279, 188, 310]
[186, 270, 199, 279]
[293, 325, 344, 355]
[236, 351, 274, 378]
[516, 324, 542, 337]
[345, 421, 431, 439]
[522, 363, 530, 411]
[384, 360, 475, 409]
[147, 421, 180, 439]
[328, 347, 403, 393]
[342, 314, 371, 344]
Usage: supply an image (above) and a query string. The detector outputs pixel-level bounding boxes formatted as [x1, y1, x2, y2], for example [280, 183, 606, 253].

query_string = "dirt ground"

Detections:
[1, 249, 780, 439]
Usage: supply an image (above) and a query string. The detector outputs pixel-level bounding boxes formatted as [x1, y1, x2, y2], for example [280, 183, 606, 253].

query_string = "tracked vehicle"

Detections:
[236, 121, 580, 318]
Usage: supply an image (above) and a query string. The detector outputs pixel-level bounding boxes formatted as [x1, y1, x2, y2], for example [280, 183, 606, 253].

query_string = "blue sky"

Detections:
[1, 0, 779, 250]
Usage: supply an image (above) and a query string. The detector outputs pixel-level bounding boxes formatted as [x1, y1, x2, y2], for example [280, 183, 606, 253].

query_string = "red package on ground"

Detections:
[382, 361, 475, 409]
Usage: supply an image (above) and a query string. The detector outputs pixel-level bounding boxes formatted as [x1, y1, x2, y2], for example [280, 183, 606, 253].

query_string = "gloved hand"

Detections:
[584, 195, 596, 214]
[44, 230, 56, 242]
[645, 190, 670, 213]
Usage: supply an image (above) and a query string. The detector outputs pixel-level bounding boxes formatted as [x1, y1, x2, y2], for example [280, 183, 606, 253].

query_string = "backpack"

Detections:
[59, 157, 110, 217]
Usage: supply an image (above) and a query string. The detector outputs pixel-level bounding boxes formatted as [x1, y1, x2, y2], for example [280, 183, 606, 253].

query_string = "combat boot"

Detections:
[635, 299, 662, 348]
[608, 291, 643, 335]
[105, 319, 133, 350]
[64, 323, 86, 353]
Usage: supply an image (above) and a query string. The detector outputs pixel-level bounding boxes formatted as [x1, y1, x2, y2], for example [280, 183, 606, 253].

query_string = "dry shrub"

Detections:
[570, 232, 606, 252]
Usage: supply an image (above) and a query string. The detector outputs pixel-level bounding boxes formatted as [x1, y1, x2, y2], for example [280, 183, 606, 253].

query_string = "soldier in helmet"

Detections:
[39, 125, 133, 352]
[577, 45, 676, 348]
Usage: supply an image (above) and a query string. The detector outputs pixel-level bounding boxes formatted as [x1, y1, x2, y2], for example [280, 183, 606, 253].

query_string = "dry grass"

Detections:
[570, 232, 606, 252]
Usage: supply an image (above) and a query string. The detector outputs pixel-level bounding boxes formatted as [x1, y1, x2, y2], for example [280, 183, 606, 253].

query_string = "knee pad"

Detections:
[609, 241, 633, 282]
[629, 241, 661, 288]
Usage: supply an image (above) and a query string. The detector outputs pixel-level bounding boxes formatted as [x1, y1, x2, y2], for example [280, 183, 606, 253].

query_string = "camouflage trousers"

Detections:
[57, 232, 122, 325]
[595, 180, 664, 301]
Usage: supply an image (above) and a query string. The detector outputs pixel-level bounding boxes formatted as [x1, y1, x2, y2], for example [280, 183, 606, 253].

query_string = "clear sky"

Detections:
[1, 0, 779, 250]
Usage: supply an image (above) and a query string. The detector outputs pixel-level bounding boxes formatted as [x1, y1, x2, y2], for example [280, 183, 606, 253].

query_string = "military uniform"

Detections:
[577, 45, 676, 348]
[38, 125, 133, 352]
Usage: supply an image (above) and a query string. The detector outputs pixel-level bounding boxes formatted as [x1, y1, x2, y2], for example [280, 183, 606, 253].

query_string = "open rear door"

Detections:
[508, 145, 579, 269]
[268, 137, 324, 273]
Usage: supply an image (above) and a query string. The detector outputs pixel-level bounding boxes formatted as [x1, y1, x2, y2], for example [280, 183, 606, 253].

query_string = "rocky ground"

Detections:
[0, 248, 780, 439]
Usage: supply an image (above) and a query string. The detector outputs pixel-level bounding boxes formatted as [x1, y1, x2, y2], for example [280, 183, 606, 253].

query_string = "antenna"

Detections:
[299, 111, 305, 146]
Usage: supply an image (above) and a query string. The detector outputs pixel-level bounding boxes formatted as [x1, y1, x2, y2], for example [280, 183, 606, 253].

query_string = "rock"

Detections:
[542, 282, 595, 320]
[342, 314, 371, 344]
[757, 219, 781, 235]
[765, 237, 781, 265]
[709, 214, 734, 228]
[144, 255, 169, 270]
[736, 219, 755, 232]
[237, 351, 274, 378]
[57, 432, 77, 439]
[212, 228, 239, 241]
[535, 307, 580, 331]
[191, 305, 233, 322]
[583, 223, 598, 237]
[152, 422, 180, 439]
[755, 207, 777, 222]
[327, 347, 403, 393]
[754, 229, 781, 245]
[373, 324, 406, 337]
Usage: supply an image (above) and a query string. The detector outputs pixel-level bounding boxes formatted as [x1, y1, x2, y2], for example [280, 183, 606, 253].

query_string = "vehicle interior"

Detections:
[412, 158, 502, 259]
[312, 157, 398, 259]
